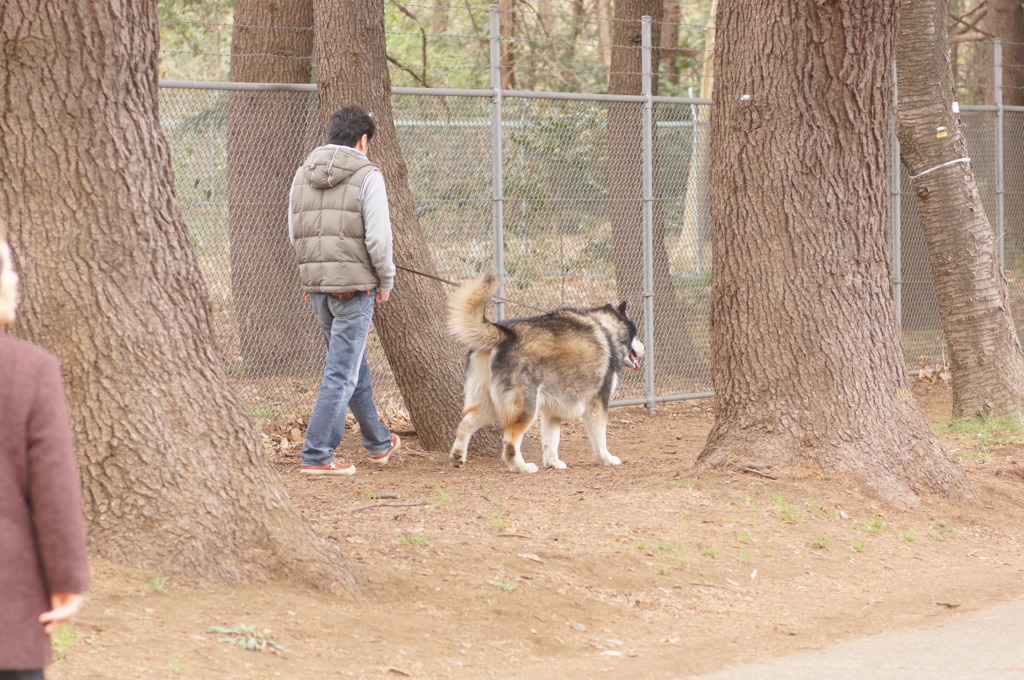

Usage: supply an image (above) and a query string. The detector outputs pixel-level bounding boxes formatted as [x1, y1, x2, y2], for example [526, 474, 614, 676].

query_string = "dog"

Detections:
[447, 272, 645, 473]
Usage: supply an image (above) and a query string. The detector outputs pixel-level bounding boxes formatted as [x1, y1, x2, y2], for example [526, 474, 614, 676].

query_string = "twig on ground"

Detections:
[349, 502, 429, 513]
[689, 581, 733, 591]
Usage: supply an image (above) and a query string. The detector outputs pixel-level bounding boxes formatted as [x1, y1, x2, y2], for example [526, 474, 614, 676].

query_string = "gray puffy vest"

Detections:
[290, 145, 378, 293]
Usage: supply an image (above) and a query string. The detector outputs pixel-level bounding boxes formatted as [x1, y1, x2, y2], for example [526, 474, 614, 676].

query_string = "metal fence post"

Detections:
[689, 87, 704, 274]
[995, 39, 1005, 267]
[891, 69, 903, 327]
[641, 16, 656, 414]
[489, 4, 506, 320]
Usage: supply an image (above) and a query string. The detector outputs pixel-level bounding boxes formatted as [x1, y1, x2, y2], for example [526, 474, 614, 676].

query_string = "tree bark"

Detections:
[982, 0, 1024, 108]
[311, 0, 472, 451]
[896, 0, 1024, 419]
[227, 0, 318, 376]
[981, 0, 1024, 295]
[608, 0, 708, 387]
[500, 0, 517, 90]
[676, 0, 716, 283]
[697, 0, 976, 508]
[0, 1, 355, 588]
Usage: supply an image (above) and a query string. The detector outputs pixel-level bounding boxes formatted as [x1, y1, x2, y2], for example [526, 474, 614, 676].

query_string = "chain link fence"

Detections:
[157, 5, 1024, 418]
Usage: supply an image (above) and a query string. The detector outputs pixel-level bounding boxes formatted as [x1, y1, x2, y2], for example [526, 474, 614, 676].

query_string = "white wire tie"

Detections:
[908, 157, 970, 181]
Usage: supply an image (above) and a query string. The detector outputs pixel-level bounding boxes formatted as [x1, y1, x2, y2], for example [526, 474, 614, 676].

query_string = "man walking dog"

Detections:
[289, 106, 400, 475]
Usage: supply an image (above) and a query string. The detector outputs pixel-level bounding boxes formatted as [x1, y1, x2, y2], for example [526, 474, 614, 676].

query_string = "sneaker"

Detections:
[370, 434, 401, 465]
[300, 461, 356, 476]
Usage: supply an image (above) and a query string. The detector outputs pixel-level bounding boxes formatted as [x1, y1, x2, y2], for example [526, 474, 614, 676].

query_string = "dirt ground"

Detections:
[49, 380, 1024, 680]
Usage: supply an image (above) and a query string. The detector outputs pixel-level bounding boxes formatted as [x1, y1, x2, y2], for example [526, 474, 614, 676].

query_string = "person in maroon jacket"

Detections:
[0, 236, 90, 680]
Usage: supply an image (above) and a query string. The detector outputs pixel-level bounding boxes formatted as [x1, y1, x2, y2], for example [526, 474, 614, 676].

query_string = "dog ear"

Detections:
[617, 301, 627, 318]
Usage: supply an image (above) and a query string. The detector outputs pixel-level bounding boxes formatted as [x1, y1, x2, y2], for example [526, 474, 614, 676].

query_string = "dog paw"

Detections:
[602, 455, 622, 466]
[449, 452, 466, 468]
[544, 460, 568, 470]
[515, 462, 539, 474]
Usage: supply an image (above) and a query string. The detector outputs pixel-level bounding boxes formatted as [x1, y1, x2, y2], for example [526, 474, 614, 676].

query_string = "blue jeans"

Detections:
[301, 292, 393, 466]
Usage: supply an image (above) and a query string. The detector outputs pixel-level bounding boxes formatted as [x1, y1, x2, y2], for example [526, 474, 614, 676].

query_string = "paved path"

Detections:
[689, 598, 1024, 679]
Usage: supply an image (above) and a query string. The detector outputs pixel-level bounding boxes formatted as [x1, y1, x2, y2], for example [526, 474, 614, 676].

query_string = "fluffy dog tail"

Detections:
[448, 272, 505, 350]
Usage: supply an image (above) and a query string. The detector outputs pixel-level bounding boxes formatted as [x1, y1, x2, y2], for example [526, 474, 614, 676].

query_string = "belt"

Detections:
[329, 291, 372, 300]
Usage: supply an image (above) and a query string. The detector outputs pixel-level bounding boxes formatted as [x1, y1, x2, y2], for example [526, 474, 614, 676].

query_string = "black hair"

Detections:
[327, 107, 376, 147]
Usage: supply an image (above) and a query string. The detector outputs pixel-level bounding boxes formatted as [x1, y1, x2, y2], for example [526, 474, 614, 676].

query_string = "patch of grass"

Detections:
[736, 529, 752, 544]
[954, 448, 993, 466]
[399, 534, 430, 547]
[940, 415, 1024, 442]
[208, 625, 287, 653]
[809, 536, 830, 550]
[483, 492, 515, 531]
[654, 539, 690, 569]
[249, 404, 278, 421]
[430, 485, 451, 508]
[51, 623, 74, 661]
[900, 532, 919, 543]
[490, 579, 519, 593]
[738, 548, 752, 562]
[850, 540, 866, 553]
[144, 571, 170, 594]
[665, 474, 693, 490]
[703, 546, 720, 559]
[866, 514, 886, 534]
[768, 493, 798, 522]
[929, 520, 956, 541]
[168, 662, 186, 675]
[941, 415, 1024, 465]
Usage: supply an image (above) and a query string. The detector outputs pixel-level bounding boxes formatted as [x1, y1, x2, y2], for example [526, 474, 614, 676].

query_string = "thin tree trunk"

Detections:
[660, 0, 681, 85]
[228, 0, 318, 376]
[697, 0, 976, 508]
[0, 0, 355, 589]
[981, 0, 1024, 298]
[311, 0, 474, 451]
[608, 0, 708, 386]
[896, 0, 1024, 419]
[500, 0, 517, 90]
[597, 0, 613, 74]
[676, 0, 715, 273]
[982, 0, 1024, 108]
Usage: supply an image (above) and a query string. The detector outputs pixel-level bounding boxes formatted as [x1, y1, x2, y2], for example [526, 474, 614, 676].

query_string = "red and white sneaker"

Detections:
[300, 461, 356, 476]
[370, 434, 401, 465]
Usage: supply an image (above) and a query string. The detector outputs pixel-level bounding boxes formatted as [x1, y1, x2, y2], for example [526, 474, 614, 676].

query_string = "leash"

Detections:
[395, 264, 546, 314]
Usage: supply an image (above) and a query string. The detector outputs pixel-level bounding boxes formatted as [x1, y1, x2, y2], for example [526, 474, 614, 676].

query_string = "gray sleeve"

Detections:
[360, 169, 396, 292]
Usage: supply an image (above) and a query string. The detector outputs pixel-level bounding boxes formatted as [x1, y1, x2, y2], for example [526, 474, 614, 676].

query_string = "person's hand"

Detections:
[376, 289, 391, 305]
[39, 593, 85, 634]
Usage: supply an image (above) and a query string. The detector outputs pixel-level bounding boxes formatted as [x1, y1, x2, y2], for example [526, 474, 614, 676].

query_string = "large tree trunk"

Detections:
[608, 0, 708, 387]
[227, 0, 318, 375]
[896, 0, 1024, 419]
[696, 0, 976, 508]
[311, 0, 469, 451]
[0, 0, 354, 590]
